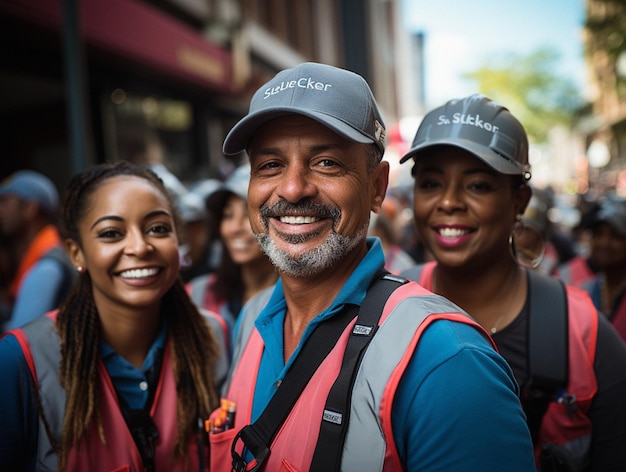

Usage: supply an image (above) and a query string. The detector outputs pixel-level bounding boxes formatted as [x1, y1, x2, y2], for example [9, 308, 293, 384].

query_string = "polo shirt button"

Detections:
[139, 381, 148, 391]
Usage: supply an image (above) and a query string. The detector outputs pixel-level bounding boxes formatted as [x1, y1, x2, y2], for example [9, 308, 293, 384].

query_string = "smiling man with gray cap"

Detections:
[0, 170, 75, 332]
[208, 63, 535, 471]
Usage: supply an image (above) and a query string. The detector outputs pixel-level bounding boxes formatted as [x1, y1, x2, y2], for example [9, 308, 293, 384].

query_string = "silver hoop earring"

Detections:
[509, 215, 545, 269]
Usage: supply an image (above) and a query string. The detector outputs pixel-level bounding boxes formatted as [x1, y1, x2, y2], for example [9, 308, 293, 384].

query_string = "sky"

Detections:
[400, 0, 587, 108]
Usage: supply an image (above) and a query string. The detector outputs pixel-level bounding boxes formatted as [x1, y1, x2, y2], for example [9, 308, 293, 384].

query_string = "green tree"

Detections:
[462, 48, 583, 143]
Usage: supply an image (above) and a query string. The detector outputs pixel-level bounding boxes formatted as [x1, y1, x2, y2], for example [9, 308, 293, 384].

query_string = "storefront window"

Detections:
[102, 87, 195, 180]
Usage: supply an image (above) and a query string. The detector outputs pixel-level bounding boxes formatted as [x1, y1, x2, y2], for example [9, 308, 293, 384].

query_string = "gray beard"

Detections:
[254, 225, 368, 278]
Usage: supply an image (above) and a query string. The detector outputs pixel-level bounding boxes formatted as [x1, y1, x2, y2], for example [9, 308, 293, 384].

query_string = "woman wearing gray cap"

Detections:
[401, 94, 626, 471]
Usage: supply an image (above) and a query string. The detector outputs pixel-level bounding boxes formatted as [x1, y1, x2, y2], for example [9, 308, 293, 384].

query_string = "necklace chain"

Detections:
[490, 313, 507, 334]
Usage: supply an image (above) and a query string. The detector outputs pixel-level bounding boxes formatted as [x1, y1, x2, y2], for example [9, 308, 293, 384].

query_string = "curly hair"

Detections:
[47, 161, 220, 469]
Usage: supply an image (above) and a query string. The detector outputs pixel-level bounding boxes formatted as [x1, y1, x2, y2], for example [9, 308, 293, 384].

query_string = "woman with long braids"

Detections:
[0, 161, 225, 471]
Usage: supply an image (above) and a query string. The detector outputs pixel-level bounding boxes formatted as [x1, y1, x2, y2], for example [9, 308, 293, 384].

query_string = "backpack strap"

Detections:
[523, 270, 568, 445]
[310, 273, 408, 471]
[230, 297, 359, 472]
[230, 270, 406, 472]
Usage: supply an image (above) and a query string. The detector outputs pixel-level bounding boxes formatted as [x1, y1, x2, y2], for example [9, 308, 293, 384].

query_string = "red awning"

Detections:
[1, 0, 234, 93]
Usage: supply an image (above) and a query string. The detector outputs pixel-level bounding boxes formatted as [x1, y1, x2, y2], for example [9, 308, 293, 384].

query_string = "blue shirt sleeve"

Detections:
[6, 258, 65, 330]
[393, 320, 536, 471]
[0, 333, 38, 468]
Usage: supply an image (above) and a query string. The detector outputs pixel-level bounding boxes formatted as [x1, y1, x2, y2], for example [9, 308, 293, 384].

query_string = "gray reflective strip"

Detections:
[199, 308, 229, 388]
[188, 274, 210, 307]
[223, 282, 471, 469]
[20, 316, 64, 471]
[222, 285, 274, 396]
[561, 433, 591, 466]
[342, 293, 467, 470]
[557, 265, 572, 284]
[400, 264, 425, 282]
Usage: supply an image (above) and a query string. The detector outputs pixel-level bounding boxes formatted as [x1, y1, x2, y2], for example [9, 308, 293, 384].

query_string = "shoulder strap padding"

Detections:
[310, 272, 407, 471]
[524, 270, 568, 445]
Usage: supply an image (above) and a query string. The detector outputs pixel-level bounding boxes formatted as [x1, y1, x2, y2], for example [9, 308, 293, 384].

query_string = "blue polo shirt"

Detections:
[0, 318, 167, 469]
[100, 321, 167, 410]
[246, 237, 535, 470]
[250, 238, 383, 421]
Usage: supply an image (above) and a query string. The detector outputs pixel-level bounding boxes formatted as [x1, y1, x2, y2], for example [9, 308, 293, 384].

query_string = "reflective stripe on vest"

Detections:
[211, 281, 489, 471]
[555, 257, 596, 289]
[14, 312, 205, 471]
[408, 262, 597, 465]
[187, 274, 233, 358]
[16, 313, 64, 470]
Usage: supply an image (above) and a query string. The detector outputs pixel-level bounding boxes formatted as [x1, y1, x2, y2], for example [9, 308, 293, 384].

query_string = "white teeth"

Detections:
[230, 239, 249, 249]
[438, 228, 468, 238]
[120, 268, 159, 279]
[280, 216, 319, 224]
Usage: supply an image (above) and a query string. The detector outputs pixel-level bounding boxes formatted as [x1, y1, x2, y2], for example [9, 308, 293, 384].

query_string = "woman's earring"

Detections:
[509, 214, 545, 269]
[76, 266, 85, 273]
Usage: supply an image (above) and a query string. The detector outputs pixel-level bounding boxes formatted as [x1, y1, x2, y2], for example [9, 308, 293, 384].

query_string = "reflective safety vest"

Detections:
[186, 273, 233, 354]
[208, 281, 494, 471]
[555, 256, 596, 289]
[408, 261, 598, 467]
[11, 312, 207, 471]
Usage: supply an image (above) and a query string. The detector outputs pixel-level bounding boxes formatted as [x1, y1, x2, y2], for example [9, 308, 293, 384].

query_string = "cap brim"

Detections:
[223, 108, 374, 155]
[399, 139, 523, 175]
[0, 183, 19, 198]
[592, 219, 626, 238]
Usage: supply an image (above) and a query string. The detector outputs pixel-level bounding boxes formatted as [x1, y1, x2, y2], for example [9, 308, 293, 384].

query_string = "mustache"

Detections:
[259, 199, 341, 221]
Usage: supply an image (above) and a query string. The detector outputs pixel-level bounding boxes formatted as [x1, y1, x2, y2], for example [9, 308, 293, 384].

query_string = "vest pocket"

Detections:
[208, 428, 238, 471]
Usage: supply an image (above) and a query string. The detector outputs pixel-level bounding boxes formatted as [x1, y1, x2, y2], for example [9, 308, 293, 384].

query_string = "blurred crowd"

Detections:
[2, 163, 626, 342]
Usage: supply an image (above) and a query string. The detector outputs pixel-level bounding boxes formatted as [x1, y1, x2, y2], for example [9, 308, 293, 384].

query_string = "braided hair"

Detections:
[52, 161, 220, 469]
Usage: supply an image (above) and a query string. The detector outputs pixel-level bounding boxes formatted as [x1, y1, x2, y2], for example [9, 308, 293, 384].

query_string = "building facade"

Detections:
[582, 0, 626, 193]
[0, 0, 409, 190]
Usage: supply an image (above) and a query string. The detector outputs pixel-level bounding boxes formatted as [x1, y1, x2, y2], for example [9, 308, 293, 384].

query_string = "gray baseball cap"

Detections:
[207, 164, 251, 215]
[0, 170, 59, 213]
[592, 197, 626, 238]
[176, 191, 208, 223]
[223, 62, 386, 155]
[400, 94, 530, 178]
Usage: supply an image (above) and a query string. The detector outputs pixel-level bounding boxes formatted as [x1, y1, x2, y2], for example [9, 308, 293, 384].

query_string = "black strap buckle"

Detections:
[126, 409, 159, 472]
[231, 426, 270, 472]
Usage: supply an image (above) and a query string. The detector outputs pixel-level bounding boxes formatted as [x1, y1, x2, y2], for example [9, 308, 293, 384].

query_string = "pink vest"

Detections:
[554, 256, 596, 288]
[414, 261, 597, 464]
[13, 312, 206, 471]
[208, 282, 492, 471]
